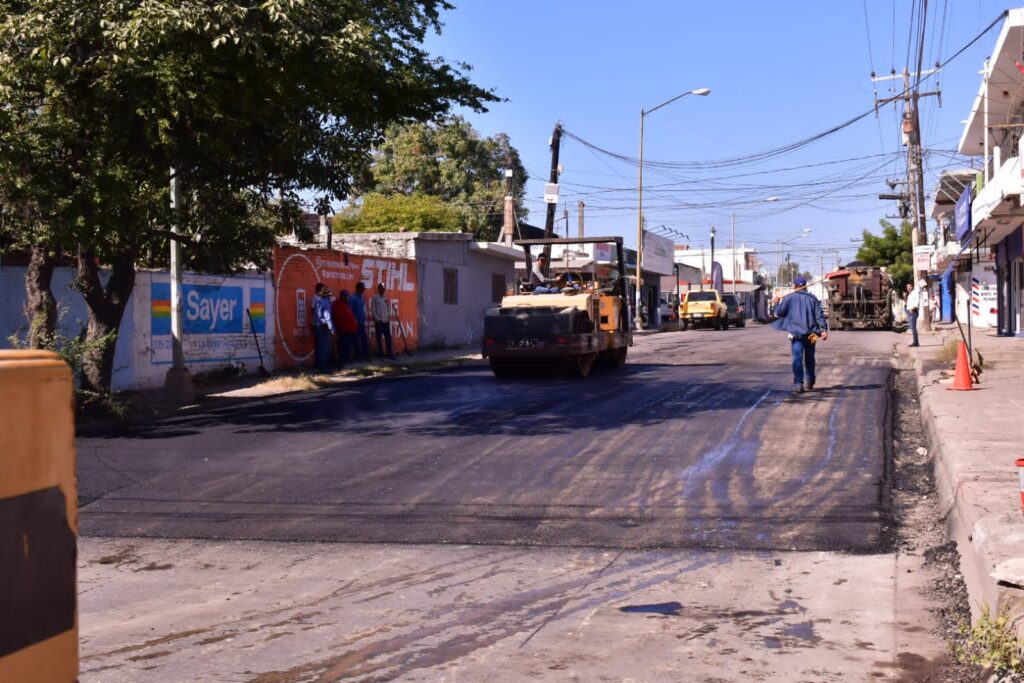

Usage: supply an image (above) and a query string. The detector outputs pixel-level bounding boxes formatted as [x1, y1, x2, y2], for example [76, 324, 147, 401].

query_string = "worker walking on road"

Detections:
[771, 276, 828, 394]
[369, 282, 396, 360]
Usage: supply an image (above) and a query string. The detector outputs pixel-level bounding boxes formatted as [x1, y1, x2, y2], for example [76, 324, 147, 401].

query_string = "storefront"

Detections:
[995, 226, 1024, 336]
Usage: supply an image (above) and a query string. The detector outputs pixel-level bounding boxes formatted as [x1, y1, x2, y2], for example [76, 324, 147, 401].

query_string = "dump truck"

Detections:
[825, 262, 895, 330]
[482, 237, 632, 378]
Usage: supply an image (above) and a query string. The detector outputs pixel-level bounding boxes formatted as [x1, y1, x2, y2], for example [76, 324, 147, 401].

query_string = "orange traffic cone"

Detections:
[948, 340, 974, 391]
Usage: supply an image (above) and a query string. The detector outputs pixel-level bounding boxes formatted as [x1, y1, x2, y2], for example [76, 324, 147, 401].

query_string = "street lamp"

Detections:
[636, 86, 710, 329]
[775, 228, 811, 285]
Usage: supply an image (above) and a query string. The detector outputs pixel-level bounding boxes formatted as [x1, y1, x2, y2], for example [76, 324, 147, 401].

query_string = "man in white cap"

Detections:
[369, 282, 395, 359]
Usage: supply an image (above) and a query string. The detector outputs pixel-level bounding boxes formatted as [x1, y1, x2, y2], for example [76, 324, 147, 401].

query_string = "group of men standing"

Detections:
[311, 281, 396, 373]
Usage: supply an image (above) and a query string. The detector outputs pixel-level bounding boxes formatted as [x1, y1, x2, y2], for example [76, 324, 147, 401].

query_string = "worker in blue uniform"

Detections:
[771, 276, 828, 393]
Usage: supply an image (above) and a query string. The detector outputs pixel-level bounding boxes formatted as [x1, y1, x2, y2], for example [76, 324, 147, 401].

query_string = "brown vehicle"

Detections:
[482, 237, 632, 378]
[825, 263, 895, 330]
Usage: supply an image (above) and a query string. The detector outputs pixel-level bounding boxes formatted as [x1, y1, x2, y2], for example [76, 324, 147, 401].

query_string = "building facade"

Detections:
[955, 9, 1024, 336]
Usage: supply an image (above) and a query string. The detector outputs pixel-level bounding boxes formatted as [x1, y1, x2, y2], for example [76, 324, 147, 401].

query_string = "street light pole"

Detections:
[636, 109, 645, 329]
[709, 226, 716, 290]
[636, 86, 710, 330]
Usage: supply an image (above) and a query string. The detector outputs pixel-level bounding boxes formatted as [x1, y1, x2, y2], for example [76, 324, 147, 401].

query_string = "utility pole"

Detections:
[873, 63, 941, 327]
[500, 168, 515, 246]
[578, 200, 585, 239]
[543, 123, 563, 261]
[563, 207, 569, 239]
[730, 213, 737, 296]
[163, 168, 194, 404]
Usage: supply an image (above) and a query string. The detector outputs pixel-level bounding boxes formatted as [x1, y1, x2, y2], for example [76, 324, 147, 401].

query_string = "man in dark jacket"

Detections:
[771, 276, 828, 393]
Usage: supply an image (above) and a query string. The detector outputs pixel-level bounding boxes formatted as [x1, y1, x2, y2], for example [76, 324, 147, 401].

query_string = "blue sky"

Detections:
[425, 0, 1011, 272]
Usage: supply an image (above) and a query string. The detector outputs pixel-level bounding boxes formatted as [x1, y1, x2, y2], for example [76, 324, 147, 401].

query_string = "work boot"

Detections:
[793, 383, 805, 394]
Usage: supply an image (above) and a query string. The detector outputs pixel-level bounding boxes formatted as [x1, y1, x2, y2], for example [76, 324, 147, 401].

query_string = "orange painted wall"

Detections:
[273, 246, 419, 366]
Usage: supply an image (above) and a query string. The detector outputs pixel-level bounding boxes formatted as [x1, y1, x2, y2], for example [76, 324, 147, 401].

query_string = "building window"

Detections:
[443, 268, 458, 305]
[491, 273, 506, 303]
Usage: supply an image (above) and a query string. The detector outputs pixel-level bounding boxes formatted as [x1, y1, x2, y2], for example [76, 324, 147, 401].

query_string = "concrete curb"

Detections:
[900, 338, 1024, 642]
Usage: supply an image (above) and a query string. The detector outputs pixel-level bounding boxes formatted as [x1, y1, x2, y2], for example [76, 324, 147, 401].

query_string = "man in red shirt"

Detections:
[332, 290, 359, 367]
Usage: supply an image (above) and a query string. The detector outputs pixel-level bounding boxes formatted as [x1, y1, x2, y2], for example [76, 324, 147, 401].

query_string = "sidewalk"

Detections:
[902, 326, 1024, 636]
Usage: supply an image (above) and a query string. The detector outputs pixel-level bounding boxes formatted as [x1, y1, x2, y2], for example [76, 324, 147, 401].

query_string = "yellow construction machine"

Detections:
[482, 237, 633, 378]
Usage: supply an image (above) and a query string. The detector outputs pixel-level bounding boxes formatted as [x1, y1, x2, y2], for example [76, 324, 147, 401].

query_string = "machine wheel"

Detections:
[713, 318, 722, 331]
[611, 346, 627, 368]
[722, 317, 729, 330]
[571, 353, 597, 377]
[681, 320, 689, 331]
[489, 358, 516, 379]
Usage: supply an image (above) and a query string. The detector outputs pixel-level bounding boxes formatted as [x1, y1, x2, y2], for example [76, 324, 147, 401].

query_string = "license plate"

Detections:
[693, 313, 705, 318]
[507, 337, 537, 348]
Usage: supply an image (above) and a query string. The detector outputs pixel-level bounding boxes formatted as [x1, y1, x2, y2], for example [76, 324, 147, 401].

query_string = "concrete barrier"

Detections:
[0, 350, 78, 682]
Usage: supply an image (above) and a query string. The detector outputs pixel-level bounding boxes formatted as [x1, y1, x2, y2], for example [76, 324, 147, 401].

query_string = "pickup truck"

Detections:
[680, 290, 729, 330]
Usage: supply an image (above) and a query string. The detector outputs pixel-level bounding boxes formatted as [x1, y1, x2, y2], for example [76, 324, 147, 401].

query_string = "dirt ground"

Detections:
[890, 356, 989, 682]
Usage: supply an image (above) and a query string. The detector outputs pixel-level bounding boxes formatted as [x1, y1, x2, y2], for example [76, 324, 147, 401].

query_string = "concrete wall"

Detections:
[1, 265, 274, 391]
[330, 233, 516, 347]
[129, 270, 275, 389]
[0, 265, 135, 389]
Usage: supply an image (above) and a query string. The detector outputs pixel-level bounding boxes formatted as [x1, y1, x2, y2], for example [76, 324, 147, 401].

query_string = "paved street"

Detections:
[79, 326, 891, 552]
[77, 327, 950, 682]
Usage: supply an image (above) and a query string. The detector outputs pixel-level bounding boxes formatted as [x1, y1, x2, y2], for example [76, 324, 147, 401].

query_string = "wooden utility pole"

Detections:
[500, 168, 515, 246]
[543, 123, 563, 250]
[872, 65, 941, 326]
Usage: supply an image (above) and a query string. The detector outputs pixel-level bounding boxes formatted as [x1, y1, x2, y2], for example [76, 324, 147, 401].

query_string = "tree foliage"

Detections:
[333, 193, 462, 233]
[0, 0, 495, 391]
[856, 219, 913, 289]
[355, 116, 527, 240]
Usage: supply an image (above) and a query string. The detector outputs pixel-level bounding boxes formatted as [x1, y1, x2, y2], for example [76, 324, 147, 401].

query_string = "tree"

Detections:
[0, 0, 496, 392]
[856, 219, 913, 289]
[357, 117, 527, 240]
[333, 193, 462, 233]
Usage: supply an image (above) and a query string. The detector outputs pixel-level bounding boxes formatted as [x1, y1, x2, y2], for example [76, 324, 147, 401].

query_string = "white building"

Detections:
[674, 245, 760, 284]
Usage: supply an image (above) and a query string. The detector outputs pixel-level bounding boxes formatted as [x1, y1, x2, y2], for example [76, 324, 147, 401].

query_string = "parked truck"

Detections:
[680, 290, 729, 330]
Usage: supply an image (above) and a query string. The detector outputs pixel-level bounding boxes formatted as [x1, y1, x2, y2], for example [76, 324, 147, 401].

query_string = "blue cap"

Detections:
[793, 276, 808, 287]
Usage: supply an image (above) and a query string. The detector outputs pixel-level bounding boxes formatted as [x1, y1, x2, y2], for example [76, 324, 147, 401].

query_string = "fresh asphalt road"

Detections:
[79, 325, 891, 552]
[79, 326, 947, 683]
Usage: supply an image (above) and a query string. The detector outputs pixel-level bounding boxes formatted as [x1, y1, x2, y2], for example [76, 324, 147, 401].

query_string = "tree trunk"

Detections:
[75, 246, 135, 393]
[24, 243, 58, 348]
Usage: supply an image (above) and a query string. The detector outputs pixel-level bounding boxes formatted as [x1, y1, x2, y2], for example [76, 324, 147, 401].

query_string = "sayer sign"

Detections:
[273, 246, 419, 366]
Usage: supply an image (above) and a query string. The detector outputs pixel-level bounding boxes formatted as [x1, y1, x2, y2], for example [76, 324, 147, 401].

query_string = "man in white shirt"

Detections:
[905, 281, 923, 347]
[369, 282, 395, 359]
